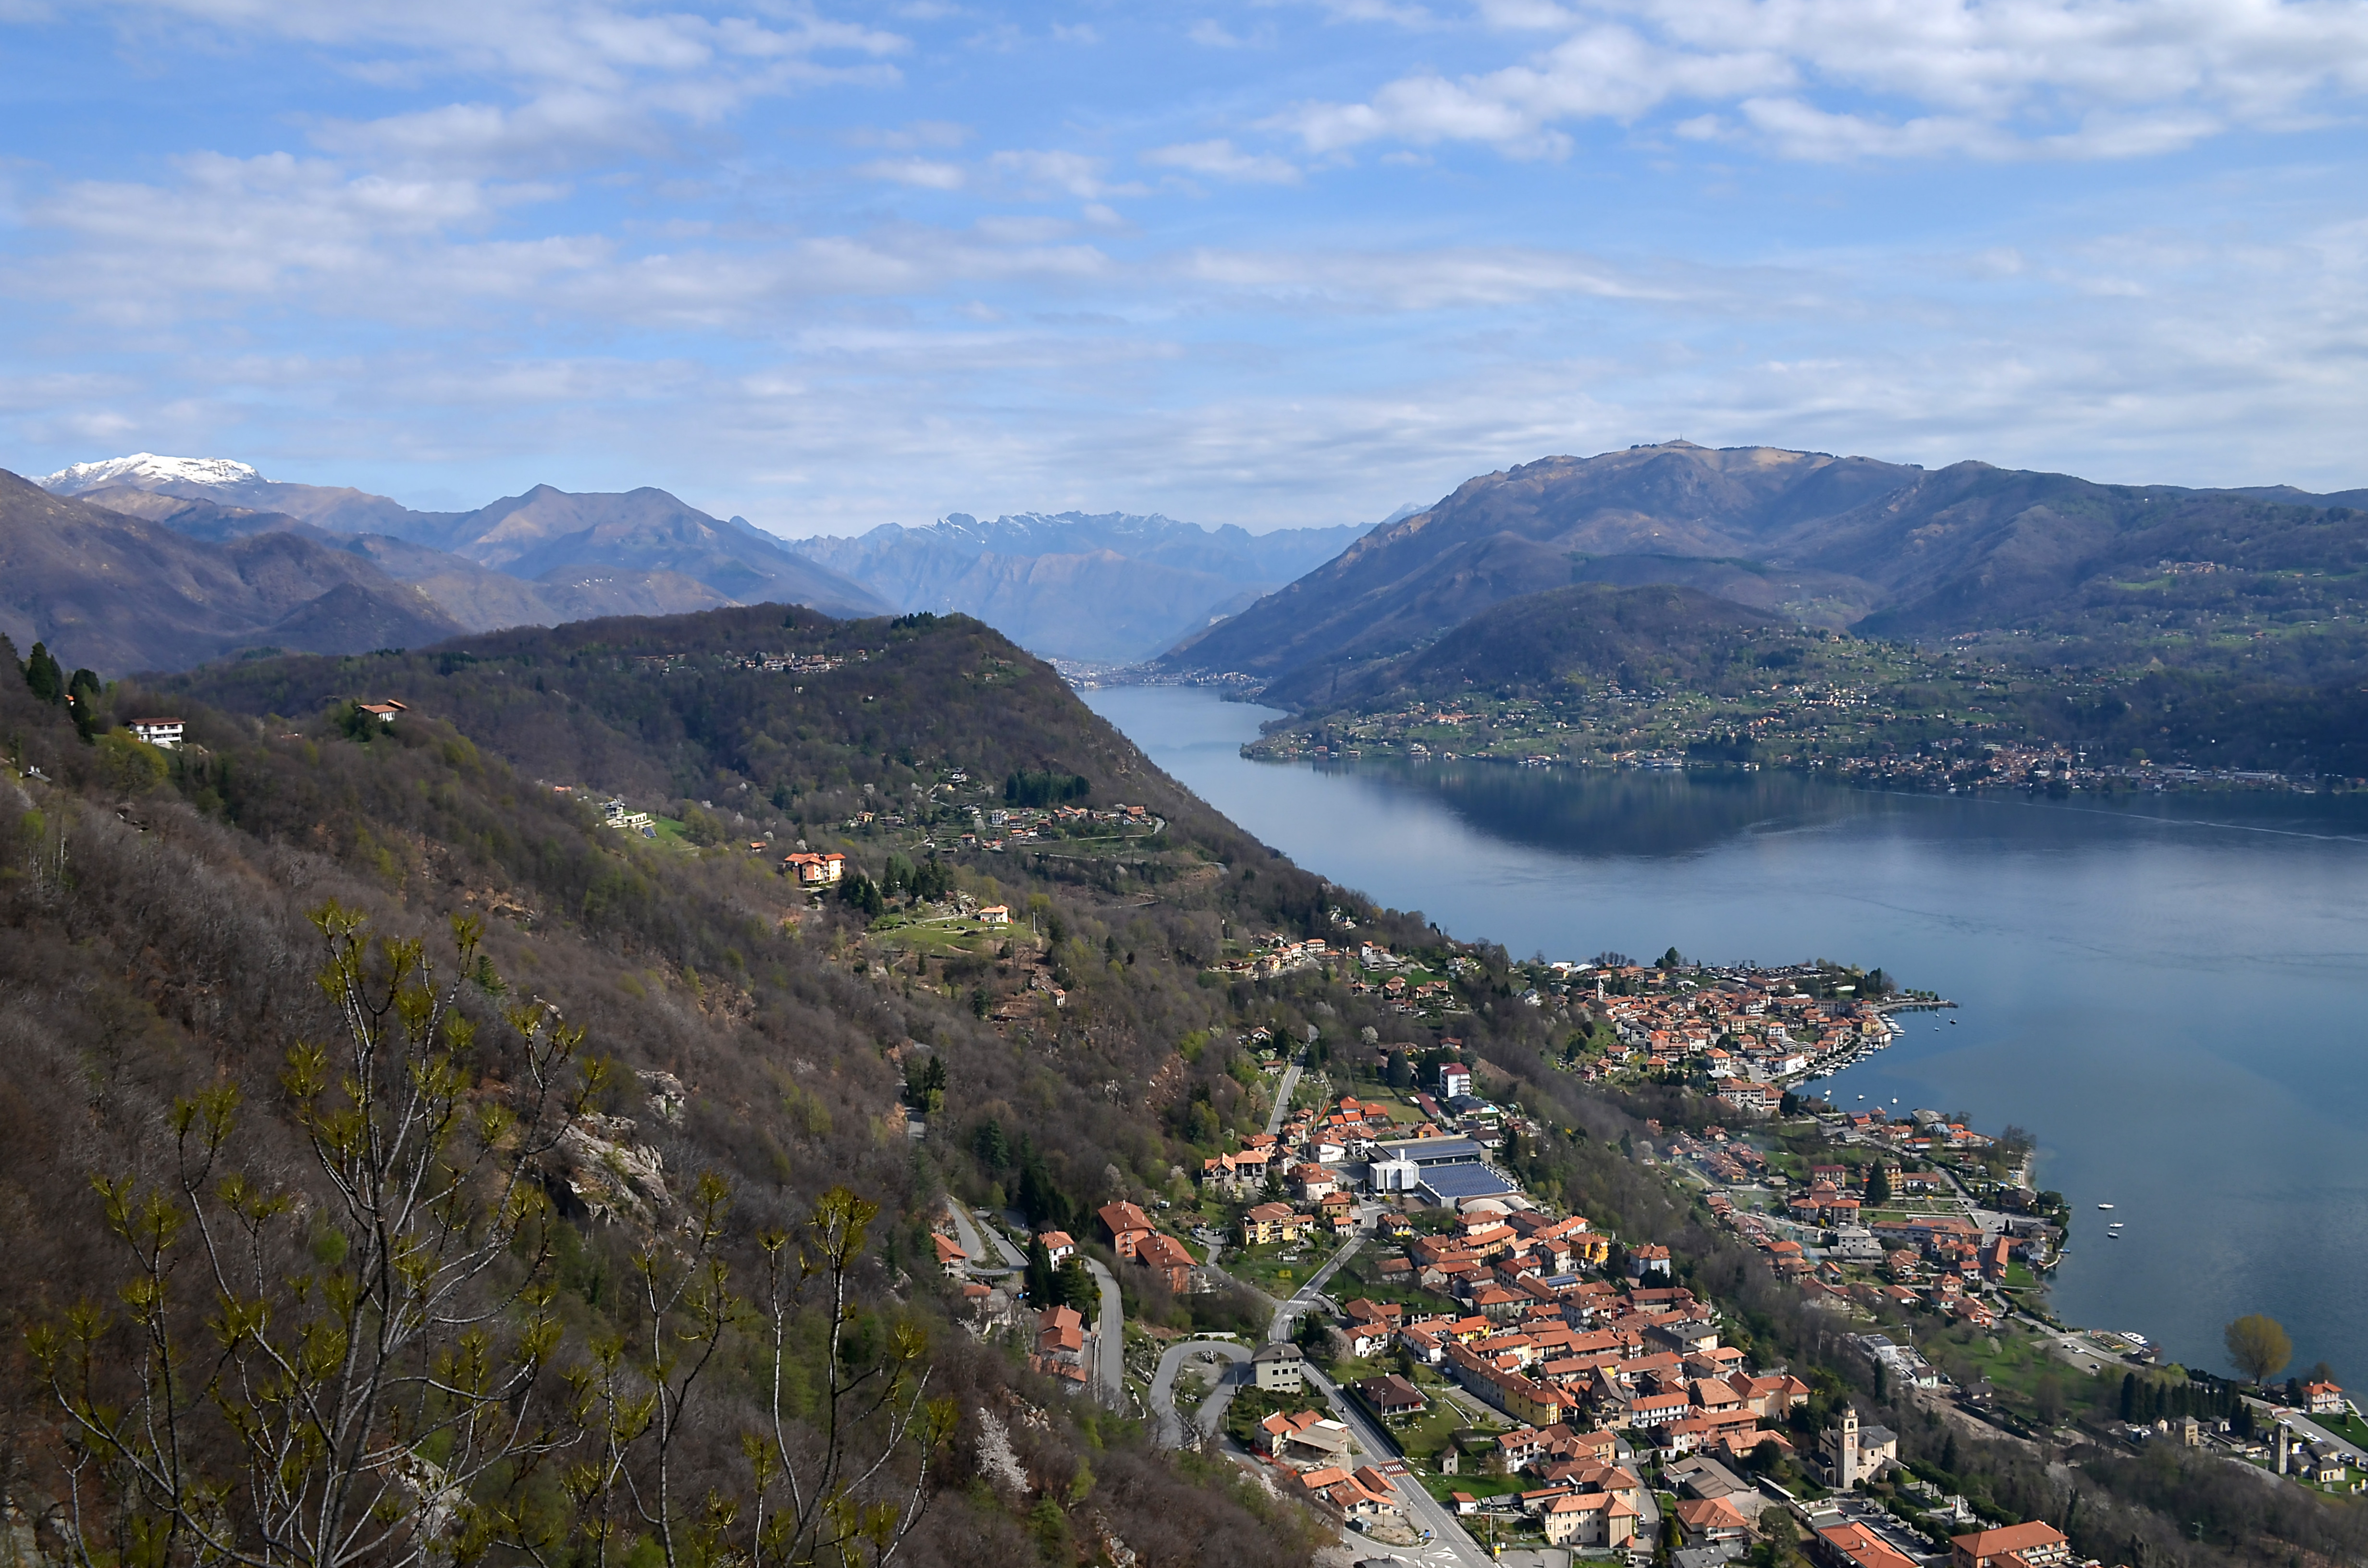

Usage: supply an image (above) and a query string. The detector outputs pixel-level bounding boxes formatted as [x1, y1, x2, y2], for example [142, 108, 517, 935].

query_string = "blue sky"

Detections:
[4, 0, 2366, 535]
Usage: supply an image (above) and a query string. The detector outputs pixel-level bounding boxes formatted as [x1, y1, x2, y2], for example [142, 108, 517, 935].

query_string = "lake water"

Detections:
[1085, 683, 2368, 1385]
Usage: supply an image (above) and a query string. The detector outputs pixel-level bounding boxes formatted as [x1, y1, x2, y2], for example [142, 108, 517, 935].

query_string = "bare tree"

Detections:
[34, 904, 951, 1568]
[35, 905, 591, 1568]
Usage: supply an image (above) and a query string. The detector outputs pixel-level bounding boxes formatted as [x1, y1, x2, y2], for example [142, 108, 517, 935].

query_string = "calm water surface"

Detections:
[1085, 684, 2368, 1384]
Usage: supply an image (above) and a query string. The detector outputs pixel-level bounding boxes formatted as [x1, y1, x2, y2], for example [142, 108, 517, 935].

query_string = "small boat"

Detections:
[2097, 1203, 2115, 1211]
[2108, 1222, 2123, 1229]
[2107, 1230, 2121, 1239]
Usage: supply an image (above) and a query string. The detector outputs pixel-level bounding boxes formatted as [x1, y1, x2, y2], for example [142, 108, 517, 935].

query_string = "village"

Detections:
[925, 1017, 2151, 1568]
[538, 734, 2361, 1560]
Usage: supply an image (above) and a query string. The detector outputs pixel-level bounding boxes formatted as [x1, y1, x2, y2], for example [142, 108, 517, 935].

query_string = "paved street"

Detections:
[954, 1199, 1123, 1410]
[1149, 1338, 1250, 1449]
[1267, 1055, 1303, 1138]
[1304, 1365, 1494, 1568]
[1085, 1255, 1125, 1409]
[2248, 1396, 2366, 1461]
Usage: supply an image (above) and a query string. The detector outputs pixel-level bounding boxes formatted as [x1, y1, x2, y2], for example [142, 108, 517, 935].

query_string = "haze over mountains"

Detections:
[1165, 441, 2368, 692]
[18, 453, 1391, 674]
[796, 510, 1376, 663]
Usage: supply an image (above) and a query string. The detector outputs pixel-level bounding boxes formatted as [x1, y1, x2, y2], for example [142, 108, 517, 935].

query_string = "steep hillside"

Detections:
[1166, 442, 2368, 686]
[2, 607, 1372, 1568]
[1260, 582, 1777, 711]
[0, 469, 466, 674]
[800, 511, 1369, 662]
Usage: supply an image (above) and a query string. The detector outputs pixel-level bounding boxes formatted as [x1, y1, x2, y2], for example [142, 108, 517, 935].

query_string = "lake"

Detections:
[1085, 682, 2368, 1385]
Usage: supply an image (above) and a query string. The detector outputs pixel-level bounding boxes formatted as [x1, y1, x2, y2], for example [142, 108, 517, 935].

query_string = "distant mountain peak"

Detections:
[41, 453, 264, 495]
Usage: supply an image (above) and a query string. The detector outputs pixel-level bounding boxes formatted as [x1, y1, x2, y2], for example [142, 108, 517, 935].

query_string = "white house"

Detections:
[128, 718, 185, 750]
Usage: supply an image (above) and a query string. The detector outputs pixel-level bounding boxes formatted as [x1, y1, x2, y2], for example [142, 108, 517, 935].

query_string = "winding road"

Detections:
[1149, 1338, 1252, 1449]
[951, 1199, 1123, 1410]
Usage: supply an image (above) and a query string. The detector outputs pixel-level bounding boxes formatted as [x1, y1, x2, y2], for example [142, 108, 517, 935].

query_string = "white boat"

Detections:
[2097, 1203, 2115, 1211]
[2107, 1230, 2121, 1238]
[2108, 1222, 2123, 1229]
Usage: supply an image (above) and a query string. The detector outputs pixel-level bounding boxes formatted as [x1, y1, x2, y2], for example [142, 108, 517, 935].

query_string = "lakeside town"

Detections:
[515, 726, 2364, 1567]
[917, 936, 2365, 1567]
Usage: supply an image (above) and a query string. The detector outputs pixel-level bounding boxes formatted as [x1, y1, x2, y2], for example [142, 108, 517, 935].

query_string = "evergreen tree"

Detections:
[66, 668, 102, 740]
[23, 641, 63, 703]
[972, 1116, 1011, 1169]
[1865, 1163, 1892, 1206]
[1025, 1232, 1056, 1303]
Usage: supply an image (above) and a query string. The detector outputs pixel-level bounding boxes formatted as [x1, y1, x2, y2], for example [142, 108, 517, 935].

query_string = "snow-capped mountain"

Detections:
[40, 453, 265, 496]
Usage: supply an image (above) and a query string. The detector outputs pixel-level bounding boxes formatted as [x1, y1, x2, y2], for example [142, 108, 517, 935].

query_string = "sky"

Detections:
[3, 0, 2367, 537]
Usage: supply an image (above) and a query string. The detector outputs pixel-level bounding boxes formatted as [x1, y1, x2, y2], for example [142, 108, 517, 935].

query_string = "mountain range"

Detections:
[16, 454, 887, 674]
[795, 510, 1376, 663]
[1164, 441, 2368, 690]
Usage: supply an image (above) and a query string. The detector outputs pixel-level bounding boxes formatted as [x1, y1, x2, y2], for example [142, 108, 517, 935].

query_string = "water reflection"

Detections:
[1086, 683, 2368, 1383]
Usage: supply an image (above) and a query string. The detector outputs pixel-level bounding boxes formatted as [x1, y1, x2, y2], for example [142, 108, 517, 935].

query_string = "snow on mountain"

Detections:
[39, 453, 264, 496]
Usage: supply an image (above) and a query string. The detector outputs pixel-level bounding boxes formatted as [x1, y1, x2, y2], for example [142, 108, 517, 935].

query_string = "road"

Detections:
[2248, 1396, 2366, 1462]
[1150, 1338, 1251, 1449]
[1266, 1055, 1303, 1137]
[1269, 1231, 1365, 1342]
[1084, 1256, 1125, 1409]
[955, 1200, 1124, 1410]
[1305, 1364, 1494, 1568]
[944, 1200, 1015, 1276]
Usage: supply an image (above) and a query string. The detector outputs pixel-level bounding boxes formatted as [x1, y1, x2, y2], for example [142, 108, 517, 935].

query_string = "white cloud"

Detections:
[858, 157, 969, 189]
[989, 149, 1147, 199]
[1143, 138, 1303, 183]
[1283, 0, 2368, 162]
[1188, 17, 1274, 47]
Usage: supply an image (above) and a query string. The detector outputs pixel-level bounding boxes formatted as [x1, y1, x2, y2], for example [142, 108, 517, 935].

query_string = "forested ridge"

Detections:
[2, 603, 2365, 1568]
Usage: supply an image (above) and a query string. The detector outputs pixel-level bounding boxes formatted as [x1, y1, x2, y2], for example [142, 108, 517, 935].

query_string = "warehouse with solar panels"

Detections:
[1365, 1135, 1515, 1204]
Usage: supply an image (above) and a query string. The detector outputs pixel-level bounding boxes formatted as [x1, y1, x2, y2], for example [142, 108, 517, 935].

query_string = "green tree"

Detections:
[65, 668, 102, 740]
[2225, 1312, 2293, 1384]
[904, 1053, 948, 1115]
[971, 1116, 1011, 1170]
[1025, 1232, 1057, 1303]
[23, 640, 64, 703]
[1054, 1257, 1095, 1312]
[1864, 1163, 1891, 1206]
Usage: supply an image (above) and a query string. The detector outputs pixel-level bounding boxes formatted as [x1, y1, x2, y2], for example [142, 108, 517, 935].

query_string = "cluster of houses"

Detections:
[1575, 968, 1899, 1090]
[1361, 1272, 1814, 1471]
[964, 802, 1155, 854]
[1652, 1112, 2052, 1331]
[1249, 1405, 1415, 1528]
[1095, 1200, 1198, 1293]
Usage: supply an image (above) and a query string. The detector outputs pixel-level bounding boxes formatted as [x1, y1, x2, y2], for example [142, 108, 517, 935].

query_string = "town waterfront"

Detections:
[1085, 682, 2368, 1386]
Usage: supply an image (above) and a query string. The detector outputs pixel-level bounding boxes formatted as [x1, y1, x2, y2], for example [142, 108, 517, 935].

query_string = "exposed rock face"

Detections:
[548, 1113, 670, 1225]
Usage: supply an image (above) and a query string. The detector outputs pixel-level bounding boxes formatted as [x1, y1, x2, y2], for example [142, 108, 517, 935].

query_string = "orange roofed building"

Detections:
[1951, 1521, 2075, 1568]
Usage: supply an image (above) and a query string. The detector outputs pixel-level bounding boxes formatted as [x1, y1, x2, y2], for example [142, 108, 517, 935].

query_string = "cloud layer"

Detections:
[0, 0, 2363, 532]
